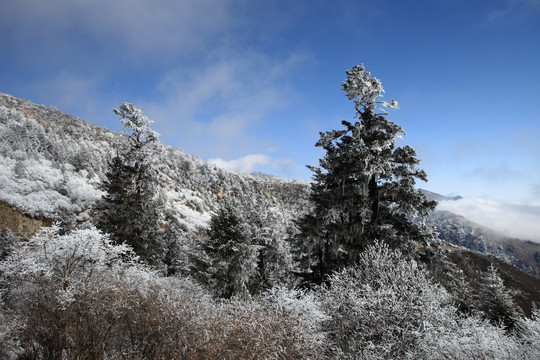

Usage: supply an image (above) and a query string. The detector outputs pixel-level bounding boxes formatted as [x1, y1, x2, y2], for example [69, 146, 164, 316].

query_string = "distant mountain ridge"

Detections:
[420, 188, 540, 277]
[420, 188, 463, 202]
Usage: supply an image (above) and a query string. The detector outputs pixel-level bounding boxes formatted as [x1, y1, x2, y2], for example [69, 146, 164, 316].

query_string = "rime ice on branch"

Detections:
[114, 102, 160, 150]
[297, 64, 436, 282]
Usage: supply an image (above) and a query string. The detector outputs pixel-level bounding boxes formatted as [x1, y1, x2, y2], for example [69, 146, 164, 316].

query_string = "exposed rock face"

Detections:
[0, 201, 51, 238]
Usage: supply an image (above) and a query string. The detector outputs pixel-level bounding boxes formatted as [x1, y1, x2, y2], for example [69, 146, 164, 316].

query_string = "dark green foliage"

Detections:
[298, 65, 437, 282]
[0, 228, 18, 260]
[199, 200, 257, 298]
[97, 103, 165, 265]
[98, 156, 164, 265]
[479, 263, 520, 331]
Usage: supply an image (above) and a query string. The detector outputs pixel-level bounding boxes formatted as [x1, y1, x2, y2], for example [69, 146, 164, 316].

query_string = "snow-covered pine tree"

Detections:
[298, 64, 437, 282]
[97, 103, 165, 266]
[243, 206, 295, 292]
[479, 263, 520, 331]
[198, 199, 258, 298]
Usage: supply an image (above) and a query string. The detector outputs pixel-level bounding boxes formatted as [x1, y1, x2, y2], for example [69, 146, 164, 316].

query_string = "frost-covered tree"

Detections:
[243, 206, 296, 292]
[479, 263, 520, 331]
[298, 64, 436, 281]
[197, 199, 258, 298]
[97, 103, 165, 265]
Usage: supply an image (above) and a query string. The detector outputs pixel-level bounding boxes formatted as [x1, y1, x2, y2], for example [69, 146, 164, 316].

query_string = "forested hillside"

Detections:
[0, 93, 309, 228]
[1, 70, 540, 359]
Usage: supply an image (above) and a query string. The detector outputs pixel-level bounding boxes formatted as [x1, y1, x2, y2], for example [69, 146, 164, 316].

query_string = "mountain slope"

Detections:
[445, 248, 540, 317]
[1, 93, 539, 312]
[0, 93, 310, 240]
[429, 209, 540, 277]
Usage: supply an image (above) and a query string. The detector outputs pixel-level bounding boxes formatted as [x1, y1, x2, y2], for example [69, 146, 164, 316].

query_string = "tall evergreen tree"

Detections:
[198, 199, 258, 298]
[298, 64, 436, 282]
[479, 263, 519, 331]
[98, 103, 164, 265]
[244, 206, 295, 292]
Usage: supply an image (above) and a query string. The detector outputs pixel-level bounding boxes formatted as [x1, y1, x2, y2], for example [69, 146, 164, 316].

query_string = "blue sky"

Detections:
[1, 0, 540, 233]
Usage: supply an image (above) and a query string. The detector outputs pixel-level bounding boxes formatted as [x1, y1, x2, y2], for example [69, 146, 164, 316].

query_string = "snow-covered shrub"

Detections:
[260, 286, 328, 351]
[191, 292, 328, 360]
[0, 226, 210, 359]
[317, 241, 531, 359]
[515, 309, 540, 359]
[0, 225, 329, 359]
[318, 241, 450, 358]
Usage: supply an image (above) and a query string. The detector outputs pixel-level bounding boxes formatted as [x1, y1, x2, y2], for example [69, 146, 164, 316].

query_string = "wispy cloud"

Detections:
[31, 72, 98, 113]
[209, 154, 273, 174]
[0, 0, 235, 57]
[1, 0, 310, 166]
[437, 197, 540, 243]
[143, 52, 307, 159]
[467, 163, 524, 184]
[533, 184, 540, 198]
[484, 0, 540, 25]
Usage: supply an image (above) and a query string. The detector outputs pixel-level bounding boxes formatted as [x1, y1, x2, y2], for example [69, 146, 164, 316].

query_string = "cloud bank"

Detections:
[437, 197, 540, 243]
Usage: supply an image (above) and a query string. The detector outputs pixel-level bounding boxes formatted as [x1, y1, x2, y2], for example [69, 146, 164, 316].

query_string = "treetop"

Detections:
[342, 64, 399, 114]
[113, 102, 160, 149]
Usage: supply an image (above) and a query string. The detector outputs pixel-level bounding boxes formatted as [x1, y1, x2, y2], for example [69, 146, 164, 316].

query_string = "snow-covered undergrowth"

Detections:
[319, 242, 540, 359]
[0, 226, 326, 359]
[0, 155, 103, 220]
[1, 229, 539, 359]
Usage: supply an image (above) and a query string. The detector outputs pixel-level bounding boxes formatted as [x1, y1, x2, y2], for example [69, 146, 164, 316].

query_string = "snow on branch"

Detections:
[113, 102, 159, 150]
[342, 64, 399, 113]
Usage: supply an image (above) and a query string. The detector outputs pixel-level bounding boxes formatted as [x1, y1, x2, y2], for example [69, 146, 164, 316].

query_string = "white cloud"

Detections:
[143, 52, 306, 159]
[467, 163, 524, 184]
[437, 197, 540, 243]
[209, 154, 273, 174]
[0, 0, 235, 56]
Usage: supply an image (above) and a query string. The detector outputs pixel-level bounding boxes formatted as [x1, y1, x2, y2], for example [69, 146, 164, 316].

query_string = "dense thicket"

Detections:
[1, 228, 538, 359]
[0, 226, 326, 359]
[193, 198, 296, 298]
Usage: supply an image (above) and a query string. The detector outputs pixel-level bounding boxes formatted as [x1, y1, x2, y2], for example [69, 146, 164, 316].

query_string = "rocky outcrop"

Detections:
[0, 201, 51, 238]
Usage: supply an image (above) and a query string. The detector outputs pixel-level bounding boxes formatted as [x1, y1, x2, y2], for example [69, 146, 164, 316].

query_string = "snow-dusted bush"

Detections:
[0, 226, 207, 359]
[261, 286, 328, 349]
[514, 309, 540, 359]
[0, 225, 328, 359]
[318, 241, 531, 359]
[192, 292, 328, 360]
[318, 241, 448, 358]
